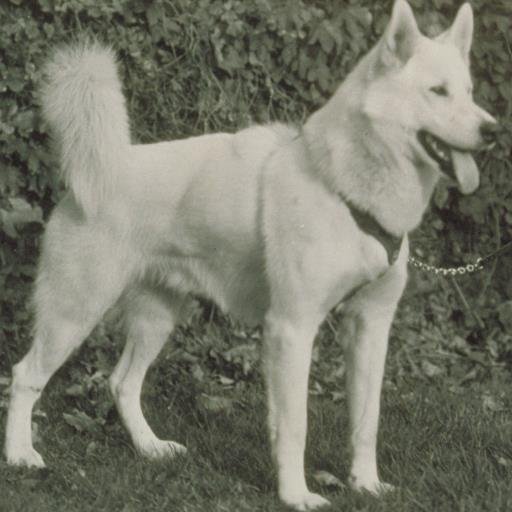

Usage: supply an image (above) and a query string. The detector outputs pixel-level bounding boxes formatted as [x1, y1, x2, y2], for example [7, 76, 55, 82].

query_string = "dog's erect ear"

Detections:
[444, 3, 474, 63]
[382, 0, 420, 65]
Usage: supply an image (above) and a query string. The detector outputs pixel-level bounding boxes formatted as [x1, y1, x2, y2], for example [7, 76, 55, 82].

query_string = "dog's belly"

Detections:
[147, 246, 269, 325]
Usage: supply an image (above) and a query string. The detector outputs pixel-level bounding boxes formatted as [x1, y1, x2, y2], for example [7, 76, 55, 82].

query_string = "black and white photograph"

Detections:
[0, 0, 511, 510]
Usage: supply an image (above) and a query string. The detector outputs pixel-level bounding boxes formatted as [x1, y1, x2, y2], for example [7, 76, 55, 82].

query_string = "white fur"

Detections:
[438, 3, 474, 63]
[4, 1, 496, 510]
[41, 42, 130, 216]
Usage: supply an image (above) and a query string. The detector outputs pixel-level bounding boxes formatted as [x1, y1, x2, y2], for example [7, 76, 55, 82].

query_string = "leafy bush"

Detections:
[1, 0, 511, 374]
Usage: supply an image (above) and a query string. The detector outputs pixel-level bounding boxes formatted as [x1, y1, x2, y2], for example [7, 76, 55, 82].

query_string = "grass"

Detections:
[2, 353, 512, 512]
[2, 277, 512, 511]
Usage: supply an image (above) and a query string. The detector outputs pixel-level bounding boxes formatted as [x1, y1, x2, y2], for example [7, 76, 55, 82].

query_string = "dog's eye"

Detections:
[430, 85, 448, 97]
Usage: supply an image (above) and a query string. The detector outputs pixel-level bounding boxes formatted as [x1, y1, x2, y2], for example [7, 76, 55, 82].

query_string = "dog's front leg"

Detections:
[344, 307, 395, 495]
[344, 267, 406, 495]
[262, 313, 330, 511]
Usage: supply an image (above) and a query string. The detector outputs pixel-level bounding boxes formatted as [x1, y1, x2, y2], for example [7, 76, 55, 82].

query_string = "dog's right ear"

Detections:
[436, 3, 474, 65]
[381, 0, 420, 66]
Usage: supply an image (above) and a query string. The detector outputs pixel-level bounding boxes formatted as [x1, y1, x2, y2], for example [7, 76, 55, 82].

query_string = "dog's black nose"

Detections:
[480, 121, 499, 144]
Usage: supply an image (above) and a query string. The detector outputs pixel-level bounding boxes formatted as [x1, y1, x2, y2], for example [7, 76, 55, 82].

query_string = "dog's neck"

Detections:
[338, 192, 403, 265]
[302, 61, 439, 237]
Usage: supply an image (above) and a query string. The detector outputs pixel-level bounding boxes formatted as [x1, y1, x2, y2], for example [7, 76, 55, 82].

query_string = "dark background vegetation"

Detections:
[0, 0, 512, 432]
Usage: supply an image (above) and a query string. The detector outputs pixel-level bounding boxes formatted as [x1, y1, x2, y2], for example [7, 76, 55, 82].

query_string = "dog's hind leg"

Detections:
[109, 287, 187, 459]
[5, 272, 128, 467]
[5, 317, 94, 468]
[4, 206, 132, 468]
[343, 261, 407, 495]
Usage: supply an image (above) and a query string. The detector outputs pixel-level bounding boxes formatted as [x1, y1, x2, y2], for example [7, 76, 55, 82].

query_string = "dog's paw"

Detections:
[348, 475, 395, 496]
[281, 491, 331, 511]
[138, 439, 187, 460]
[5, 447, 46, 468]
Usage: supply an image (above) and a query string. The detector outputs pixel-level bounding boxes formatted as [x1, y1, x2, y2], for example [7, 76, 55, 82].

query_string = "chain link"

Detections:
[408, 241, 512, 276]
[408, 255, 484, 276]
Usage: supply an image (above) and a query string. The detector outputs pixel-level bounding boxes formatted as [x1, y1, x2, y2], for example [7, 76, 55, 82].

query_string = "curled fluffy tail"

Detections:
[41, 42, 130, 215]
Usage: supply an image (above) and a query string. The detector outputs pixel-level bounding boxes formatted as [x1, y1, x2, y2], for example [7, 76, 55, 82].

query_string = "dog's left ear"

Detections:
[382, 0, 420, 65]
[439, 3, 474, 64]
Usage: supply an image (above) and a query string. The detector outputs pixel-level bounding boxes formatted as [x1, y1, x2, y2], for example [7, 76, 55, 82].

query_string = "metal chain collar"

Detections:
[408, 240, 512, 277]
[408, 255, 484, 276]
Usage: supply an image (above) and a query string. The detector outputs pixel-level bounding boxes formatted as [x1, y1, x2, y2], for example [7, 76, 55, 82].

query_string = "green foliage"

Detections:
[1, 0, 512, 374]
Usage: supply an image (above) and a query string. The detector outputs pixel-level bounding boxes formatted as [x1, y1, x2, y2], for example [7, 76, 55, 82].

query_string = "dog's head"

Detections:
[364, 0, 497, 194]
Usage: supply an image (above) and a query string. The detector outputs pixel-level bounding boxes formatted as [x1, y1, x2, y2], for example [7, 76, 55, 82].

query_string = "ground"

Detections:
[1, 374, 512, 511]
[1, 279, 512, 511]
[0, 279, 512, 512]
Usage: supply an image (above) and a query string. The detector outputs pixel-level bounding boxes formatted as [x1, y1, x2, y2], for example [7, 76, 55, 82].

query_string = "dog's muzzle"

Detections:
[417, 130, 456, 178]
[417, 129, 486, 195]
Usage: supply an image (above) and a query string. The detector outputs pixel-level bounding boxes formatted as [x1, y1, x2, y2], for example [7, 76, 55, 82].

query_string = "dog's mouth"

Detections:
[417, 130, 479, 194]
[417, 130, 455, 177]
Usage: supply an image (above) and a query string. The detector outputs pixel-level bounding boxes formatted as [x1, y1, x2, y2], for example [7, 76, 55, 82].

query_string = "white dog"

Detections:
[5, 1, 497, 509]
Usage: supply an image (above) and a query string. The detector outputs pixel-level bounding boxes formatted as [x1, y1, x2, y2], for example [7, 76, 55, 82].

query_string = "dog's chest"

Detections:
[261, 159, 399, 315]
[319, 221, 395, 313]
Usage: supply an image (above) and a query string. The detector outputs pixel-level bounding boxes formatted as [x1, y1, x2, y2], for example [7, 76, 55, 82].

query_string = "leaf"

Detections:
[191, 364, 205, 382]
[0, 197, 43, 238]
[198, 394, 234, 414]
[33, 408, 47, 419]
[5, 76, 24, 93]
[218, 375, 235, 386]
[32, 421, 42, 445]
[331, 391, 345, 402]
[14, 110, 35, 132]
[317, 29, 334, 54]
[312, 471, 345, 490]
[0, 120, 15, 135]
[421, 360, 443, 378]
[309, 380, 324, 396]
[497, 456, 511, 467]
[63, 410, 102, 434]
[482, 394, 504, 413]
[220, 342, 259, 378]
[65, 383, 85, 397]
[433, 182, 450, 209]
[86, 441, 98, 457]
[452, 336, 469, 354]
